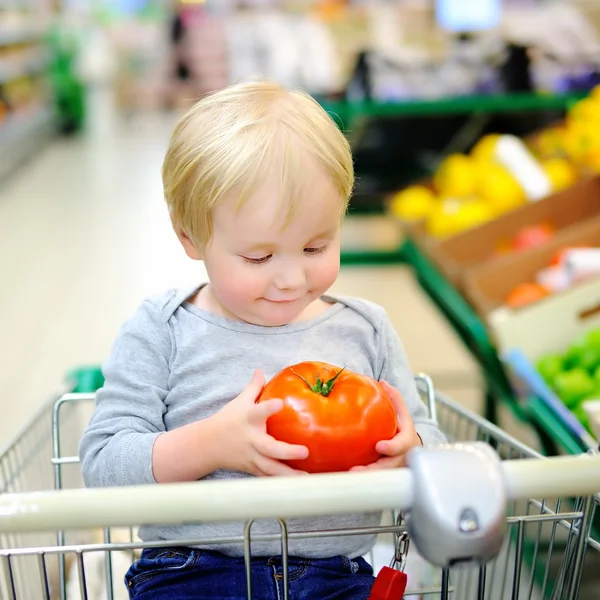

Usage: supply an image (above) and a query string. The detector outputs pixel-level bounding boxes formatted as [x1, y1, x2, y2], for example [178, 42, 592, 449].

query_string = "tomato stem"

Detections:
[290, 366, 345, 397]
[321, 367, 345, 396]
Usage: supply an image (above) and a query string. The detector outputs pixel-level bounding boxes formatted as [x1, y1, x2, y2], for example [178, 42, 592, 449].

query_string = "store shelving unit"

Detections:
[0, 105, 55, 180]
[0, 2, 56, 181]
[322, 91, 588, 132]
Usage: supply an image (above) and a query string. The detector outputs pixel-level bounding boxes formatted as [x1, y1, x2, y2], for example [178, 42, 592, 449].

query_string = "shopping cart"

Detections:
[0, 374, 599, 600]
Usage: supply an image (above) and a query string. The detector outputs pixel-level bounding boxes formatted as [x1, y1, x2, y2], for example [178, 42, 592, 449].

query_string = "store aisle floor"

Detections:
[0, 98, 525, 451]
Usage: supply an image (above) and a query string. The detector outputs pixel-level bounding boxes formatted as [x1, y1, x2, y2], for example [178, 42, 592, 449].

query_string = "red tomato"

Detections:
[512, 223, 555, 251]
[256, 361, 398, 473]
[505, 282, 550, 309]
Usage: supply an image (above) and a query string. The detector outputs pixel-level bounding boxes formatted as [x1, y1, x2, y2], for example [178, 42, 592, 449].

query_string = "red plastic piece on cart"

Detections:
[368, 566, 408, 599]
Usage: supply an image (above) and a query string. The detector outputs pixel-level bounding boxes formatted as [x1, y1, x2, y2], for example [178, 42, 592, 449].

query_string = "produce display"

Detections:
[532, 86, 600, 173]
[389, 135, 577, 238]
[385, 84, 600, 450]
[0, 73, 49, 121]
[0, 4, 57, 181]
[505, 282, 551, 310]
[0, 2, 51, 125]
[536, 327, 600, 431]
[389, 86, 600, 239]
[505, 247, 600, 309]
[257, 361, 398, 473]
[495, 223, 556, 255]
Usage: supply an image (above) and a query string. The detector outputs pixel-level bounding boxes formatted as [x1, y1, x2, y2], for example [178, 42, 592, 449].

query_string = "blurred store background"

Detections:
[3, 0, 600, 460]
[6, 0, 600, 194]
[4, 1, 600, 597]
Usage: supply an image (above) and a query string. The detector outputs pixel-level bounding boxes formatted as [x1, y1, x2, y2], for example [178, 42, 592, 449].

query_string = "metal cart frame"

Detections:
[0, 374, 599, 600]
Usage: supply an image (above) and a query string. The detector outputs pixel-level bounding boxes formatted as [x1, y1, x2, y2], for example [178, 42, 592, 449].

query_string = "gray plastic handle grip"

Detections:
[406, 442, 507, 568]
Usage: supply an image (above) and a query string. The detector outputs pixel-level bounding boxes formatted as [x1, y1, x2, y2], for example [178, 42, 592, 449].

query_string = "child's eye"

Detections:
[304, 246, 327, 255]
[243, 254, 272, 265]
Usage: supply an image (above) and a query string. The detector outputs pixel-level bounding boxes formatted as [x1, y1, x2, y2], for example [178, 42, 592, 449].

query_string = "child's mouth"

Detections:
[264, 298, 299, 304]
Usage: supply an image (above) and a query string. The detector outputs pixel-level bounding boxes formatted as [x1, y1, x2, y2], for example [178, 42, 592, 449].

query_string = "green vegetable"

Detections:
[584, 327, 600, 351]
[536, 353, 563, 386]
[553, 368, 595, 409]
[564, 335, 600, 373]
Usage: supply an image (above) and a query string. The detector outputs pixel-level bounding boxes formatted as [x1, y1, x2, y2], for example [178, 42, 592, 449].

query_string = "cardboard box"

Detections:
[465, 214, 600, 314]
[464, 215, 600, 358]
[492, 277, 600, 360]
[411, 174, 600, 288]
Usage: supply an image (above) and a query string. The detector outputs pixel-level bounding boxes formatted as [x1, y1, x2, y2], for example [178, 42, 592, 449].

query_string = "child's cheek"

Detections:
[222, 268, 264, 302]
[312, 256, 340, 290]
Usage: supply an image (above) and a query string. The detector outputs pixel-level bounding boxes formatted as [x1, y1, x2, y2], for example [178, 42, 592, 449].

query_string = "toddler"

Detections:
[79, 79, 446, 600]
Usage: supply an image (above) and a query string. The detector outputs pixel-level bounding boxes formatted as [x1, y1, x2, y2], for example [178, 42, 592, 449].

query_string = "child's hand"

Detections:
[213, 370, 310, 477]
[350, 380, 422, 471]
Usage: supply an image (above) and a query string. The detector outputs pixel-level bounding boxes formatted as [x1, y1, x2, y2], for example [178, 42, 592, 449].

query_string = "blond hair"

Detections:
[162, 79, 354, 248]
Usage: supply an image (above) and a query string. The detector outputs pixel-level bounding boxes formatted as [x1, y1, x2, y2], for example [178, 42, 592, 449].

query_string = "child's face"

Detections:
[200, 166, 342, 326]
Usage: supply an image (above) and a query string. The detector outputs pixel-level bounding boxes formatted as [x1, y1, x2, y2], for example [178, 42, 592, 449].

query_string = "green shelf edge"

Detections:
[526, 397, 590, 455]
[321, 91, 587, 130]
[340, 247, 406, 266]
[402, 241, 514, 395]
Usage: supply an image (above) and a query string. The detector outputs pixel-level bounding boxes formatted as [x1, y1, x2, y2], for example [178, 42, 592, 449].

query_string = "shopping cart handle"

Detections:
[0, 446, 598, 534]
[407, 442, 506, 568]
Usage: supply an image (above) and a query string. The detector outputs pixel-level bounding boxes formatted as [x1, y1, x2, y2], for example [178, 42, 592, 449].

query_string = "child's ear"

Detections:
[175, 226, 203, 260]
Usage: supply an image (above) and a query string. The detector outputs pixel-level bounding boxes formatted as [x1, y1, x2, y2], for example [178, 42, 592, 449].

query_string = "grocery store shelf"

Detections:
[0, 54, 47, 84]
[0, 28, 43, 47]
[321, 91, 588, 129]
[0, 105, 56, 182]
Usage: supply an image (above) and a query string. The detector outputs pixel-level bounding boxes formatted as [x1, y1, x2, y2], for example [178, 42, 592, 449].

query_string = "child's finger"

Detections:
[254, 455, 308, 477]
[361, 455, 406, 470]
[349, 465, 369, 472]
[254, 436, 309, 461]
[240, 369, 266, 403]
[380, 380, 411, 425]
[249, 398, 283, 423]
[375, 431, 412, 457]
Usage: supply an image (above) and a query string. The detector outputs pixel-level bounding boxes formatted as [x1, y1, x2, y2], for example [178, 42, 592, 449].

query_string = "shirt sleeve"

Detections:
[79, 300, 171, 488]
[376, 309, 447, 446]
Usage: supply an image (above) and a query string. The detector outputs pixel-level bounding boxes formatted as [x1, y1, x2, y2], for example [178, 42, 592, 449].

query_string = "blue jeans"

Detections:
[125, 546, 375, 599]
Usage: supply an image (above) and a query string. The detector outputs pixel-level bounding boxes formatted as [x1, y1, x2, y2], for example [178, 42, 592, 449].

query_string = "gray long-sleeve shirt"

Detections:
[79, 285, 446, 558]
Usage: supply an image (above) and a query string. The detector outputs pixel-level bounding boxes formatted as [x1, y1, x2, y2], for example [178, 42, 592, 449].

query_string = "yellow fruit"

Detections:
[426, 197, 493, 238]
[562, 122, 600, 164]
[477, 163, 526, 215]
[541, 158, 577, 191]
[470, 134, 501, 164]
[579, 151, 600, 173]
[589, 85, 600, 104]
[390, 185, 437, 221]
[426, 199, 462, 238]
[567, 97, 600, 127]
[453, 199, 495, 233]
[433, 154, 478, 197]
[562, 124, 590, 162]
[535, 127, 566, 159]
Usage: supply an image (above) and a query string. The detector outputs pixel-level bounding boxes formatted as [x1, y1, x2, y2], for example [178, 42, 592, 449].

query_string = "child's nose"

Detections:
[273, 265, 305, 291]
